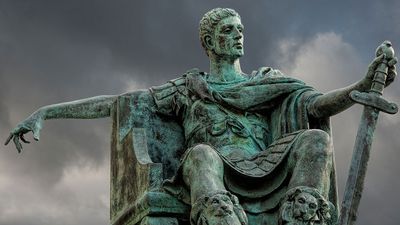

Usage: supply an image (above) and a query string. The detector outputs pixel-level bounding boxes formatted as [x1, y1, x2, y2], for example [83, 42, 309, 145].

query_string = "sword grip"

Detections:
[370, 60, 388, 95]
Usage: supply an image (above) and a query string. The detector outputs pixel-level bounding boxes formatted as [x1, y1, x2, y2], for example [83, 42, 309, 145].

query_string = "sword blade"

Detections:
[339, 105, 380, 225]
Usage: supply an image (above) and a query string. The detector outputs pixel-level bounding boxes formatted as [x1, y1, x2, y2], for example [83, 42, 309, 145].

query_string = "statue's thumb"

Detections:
[33, 129, 40, 141]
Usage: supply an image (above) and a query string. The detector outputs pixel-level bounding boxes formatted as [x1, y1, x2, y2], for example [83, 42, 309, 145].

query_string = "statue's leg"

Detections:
[182, 144, 248, 225]
[182, 144, 225, 204]
[279, 129, 336, 225]
[287, 129, 333, 197]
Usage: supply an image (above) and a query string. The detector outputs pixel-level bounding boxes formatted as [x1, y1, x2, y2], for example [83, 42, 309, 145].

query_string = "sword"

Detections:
[339, 41, 398, 225]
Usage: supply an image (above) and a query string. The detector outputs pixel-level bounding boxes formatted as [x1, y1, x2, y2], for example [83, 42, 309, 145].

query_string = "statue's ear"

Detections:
[204, 35, 214, 51]
[286, 187, 301, 201]
[280, 202, 293, 222]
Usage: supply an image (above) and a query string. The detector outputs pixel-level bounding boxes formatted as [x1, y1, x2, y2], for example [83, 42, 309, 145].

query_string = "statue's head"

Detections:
[190, 191, 248, 225]
[199, 8, 244, 59]
[279, 187, 335, 225]
[292, 192, 319, 221]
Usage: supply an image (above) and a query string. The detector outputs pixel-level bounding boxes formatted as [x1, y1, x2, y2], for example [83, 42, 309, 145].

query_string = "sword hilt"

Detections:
[349, 41, 398, 114]
[370, 40, 395, 95]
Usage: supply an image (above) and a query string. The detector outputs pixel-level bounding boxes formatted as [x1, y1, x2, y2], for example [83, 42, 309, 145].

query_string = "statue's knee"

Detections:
[187, 144, 221, 165]
[300, 129, 332, 158]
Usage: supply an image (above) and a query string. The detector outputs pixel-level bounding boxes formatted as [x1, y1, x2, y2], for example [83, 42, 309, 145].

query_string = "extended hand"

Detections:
[4, 111, 44, 153]
[366, 44, 398, 88]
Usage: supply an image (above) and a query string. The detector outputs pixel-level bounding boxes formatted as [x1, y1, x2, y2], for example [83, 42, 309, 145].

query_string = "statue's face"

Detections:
[202, 193, 241, 225]
[204, 193, 234, 217]
[293, 192, 318, 221]
[212, 16, 244, 59]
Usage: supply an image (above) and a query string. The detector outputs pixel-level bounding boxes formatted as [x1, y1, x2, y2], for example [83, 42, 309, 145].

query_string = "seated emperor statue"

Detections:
[5, 8, 397, 225]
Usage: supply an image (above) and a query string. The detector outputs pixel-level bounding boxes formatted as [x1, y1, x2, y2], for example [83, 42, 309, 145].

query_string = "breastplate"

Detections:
[184, 99, 270, 157]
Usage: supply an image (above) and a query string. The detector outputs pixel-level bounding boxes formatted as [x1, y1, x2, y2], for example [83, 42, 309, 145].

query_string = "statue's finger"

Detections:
[369, 54, 385, 70]
[32, 126, 41, 141]
[388, 57, 398, 67]
[20, 134, 30, 144]
[387, 66, 397, 82]
[32, 129, 40, 141]
[385, 80, 394, 88]
[13, 135, 22, 153]
[4, 133, 13, 145]
[385, 66, 396, 87]
[388, 65, 397, 76]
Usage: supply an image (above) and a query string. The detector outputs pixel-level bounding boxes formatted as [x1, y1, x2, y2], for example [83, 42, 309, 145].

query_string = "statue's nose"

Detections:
[300, 206, 308, 213]
[233, 28, 242, 40]
[234, 33, 243, 40]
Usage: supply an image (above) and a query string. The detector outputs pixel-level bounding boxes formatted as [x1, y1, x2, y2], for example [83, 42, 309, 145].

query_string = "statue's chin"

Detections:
[212, 210, 232, 217]
[206, 214, 242, 225]
[211, 51, 243, 60]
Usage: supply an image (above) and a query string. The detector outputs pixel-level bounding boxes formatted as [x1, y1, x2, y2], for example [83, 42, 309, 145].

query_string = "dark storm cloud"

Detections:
[0, 1, 399, 224]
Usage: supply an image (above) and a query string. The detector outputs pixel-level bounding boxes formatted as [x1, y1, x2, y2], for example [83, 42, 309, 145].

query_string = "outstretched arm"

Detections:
[5, 95, 117, 152]
[41, 95, 116, 119]
[308, 54, 397, 118]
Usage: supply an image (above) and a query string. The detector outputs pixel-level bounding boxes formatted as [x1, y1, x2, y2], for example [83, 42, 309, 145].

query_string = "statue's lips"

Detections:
[233, 43, 243, 49]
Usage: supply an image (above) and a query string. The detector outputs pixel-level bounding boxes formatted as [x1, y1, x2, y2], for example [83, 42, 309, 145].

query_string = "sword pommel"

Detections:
[375, 40, 394, 59]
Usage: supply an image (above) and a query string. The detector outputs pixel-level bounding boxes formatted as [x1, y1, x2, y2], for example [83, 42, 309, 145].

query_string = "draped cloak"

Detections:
[149, 68, 338, 220]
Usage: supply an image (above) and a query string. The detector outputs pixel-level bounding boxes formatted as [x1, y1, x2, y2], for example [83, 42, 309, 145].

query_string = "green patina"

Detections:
[5, 8, 397, 225]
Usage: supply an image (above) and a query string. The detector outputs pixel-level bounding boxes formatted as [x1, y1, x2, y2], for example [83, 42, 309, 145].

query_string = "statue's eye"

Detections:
[298, 197, 305, 204]
[222, 197, 231, 202]
[212, 199, 219, 204]
[222, 26, 232, 33]
[224, 28, 231, 33]
[309, 203, 317, 209]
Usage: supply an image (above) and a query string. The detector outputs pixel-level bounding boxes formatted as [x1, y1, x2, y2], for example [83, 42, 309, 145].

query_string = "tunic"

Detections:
[149, 67, 337, 216]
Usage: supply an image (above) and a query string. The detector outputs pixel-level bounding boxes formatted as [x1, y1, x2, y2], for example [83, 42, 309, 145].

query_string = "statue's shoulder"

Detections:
[150, 68, 204, 101]
[250, 67, 286, 79]
[250, 66, 306, 85]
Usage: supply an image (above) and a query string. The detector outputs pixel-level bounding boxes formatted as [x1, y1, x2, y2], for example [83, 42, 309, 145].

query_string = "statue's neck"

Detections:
[209, 56, 244, 82]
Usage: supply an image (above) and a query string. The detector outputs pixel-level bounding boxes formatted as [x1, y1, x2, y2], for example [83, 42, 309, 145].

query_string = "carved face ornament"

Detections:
[293, 192, 319, 221]
[212, 16, 244, 59]
[204, 194, 234, 217]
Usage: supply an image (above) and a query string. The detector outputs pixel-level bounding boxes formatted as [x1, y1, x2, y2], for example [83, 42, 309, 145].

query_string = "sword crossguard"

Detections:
[349, 90, 398, 114]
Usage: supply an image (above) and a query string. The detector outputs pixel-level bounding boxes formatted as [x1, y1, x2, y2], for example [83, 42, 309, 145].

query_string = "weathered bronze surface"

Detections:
[5, 8, 397, 225]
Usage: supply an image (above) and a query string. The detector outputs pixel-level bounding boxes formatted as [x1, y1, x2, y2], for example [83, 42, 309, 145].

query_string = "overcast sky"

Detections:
[0, 1, 399, 224]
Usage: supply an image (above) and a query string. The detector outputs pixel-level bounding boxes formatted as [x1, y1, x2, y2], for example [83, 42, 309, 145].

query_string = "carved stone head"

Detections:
[199, 8, 243, 58]
[293, 192, 319, 222]
[279, 186, 335, 225]
[191, 191, 248, 225]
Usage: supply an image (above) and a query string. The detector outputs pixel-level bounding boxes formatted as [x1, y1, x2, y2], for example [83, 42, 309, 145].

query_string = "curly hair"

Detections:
[199, 8, 241, 56]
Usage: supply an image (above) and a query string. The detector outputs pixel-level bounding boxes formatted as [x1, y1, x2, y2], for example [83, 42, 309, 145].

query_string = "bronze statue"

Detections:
[5, 8, 397, 225]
